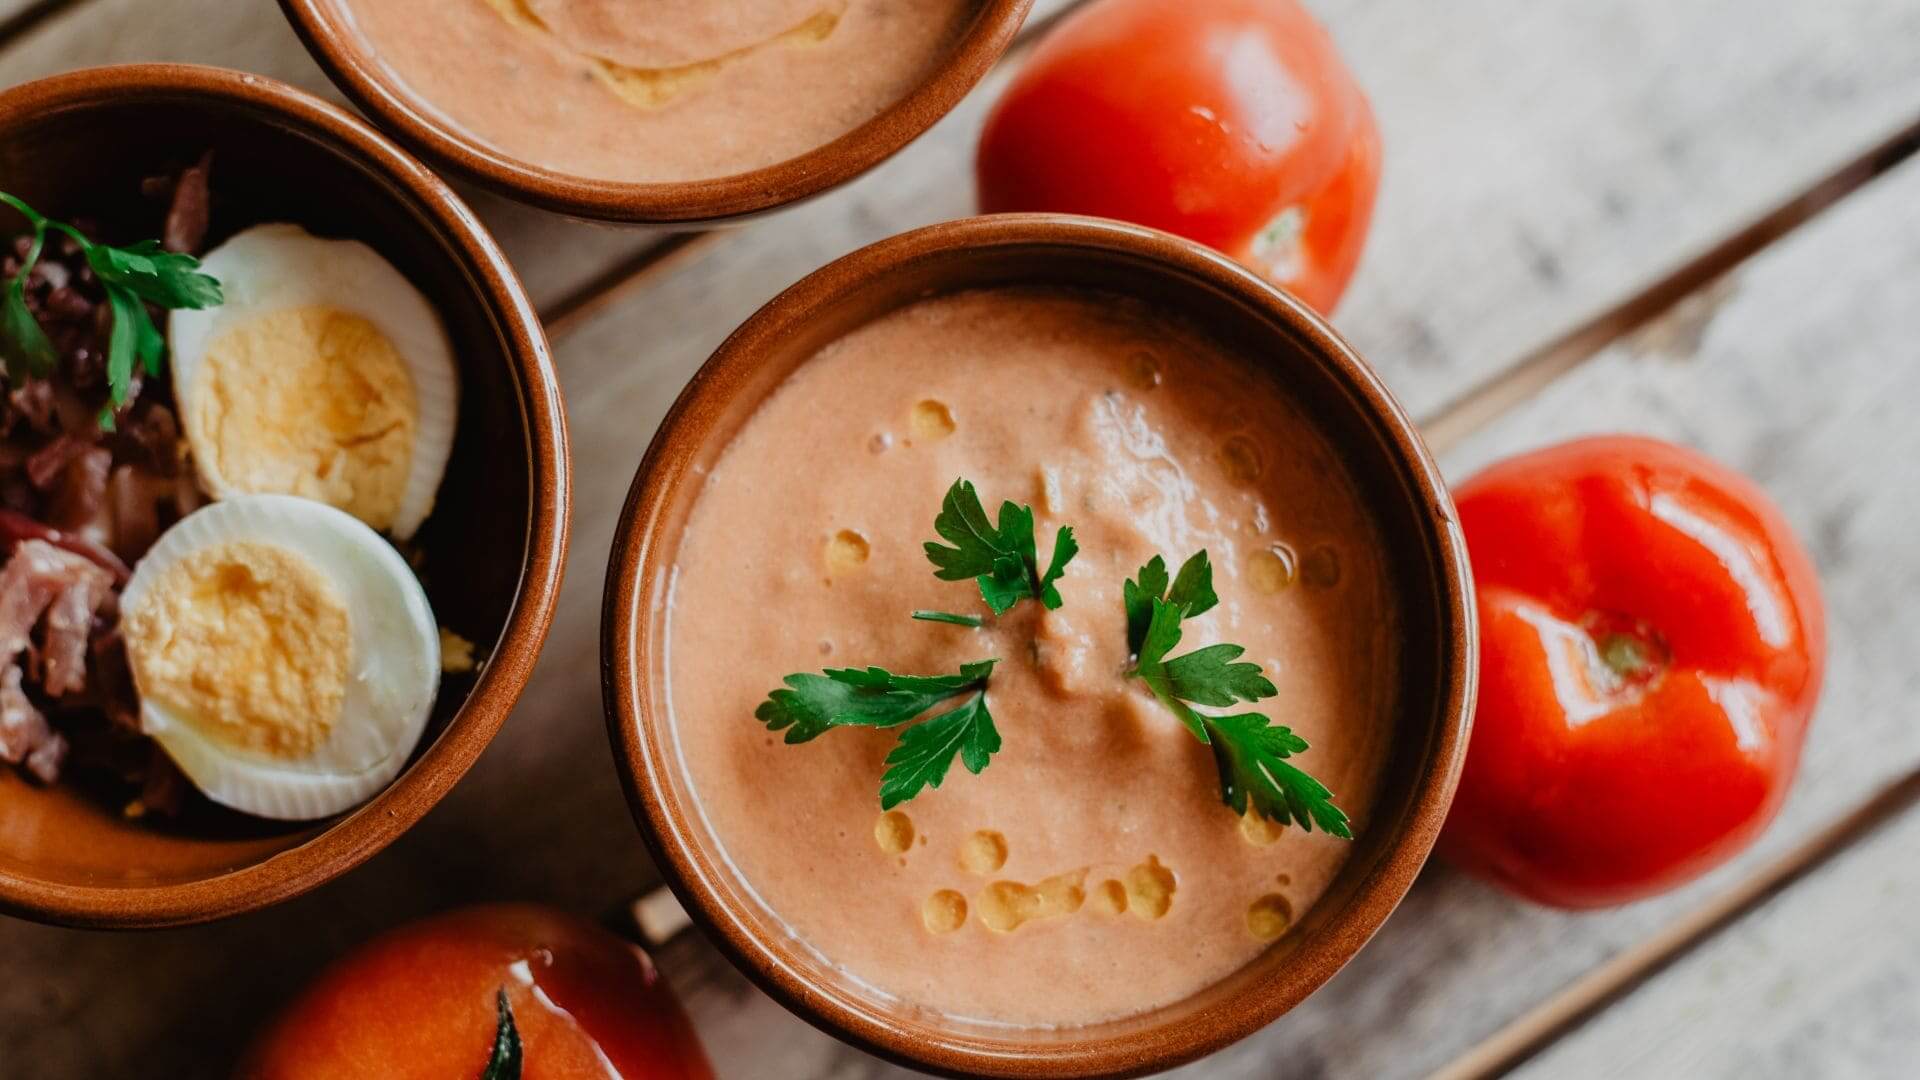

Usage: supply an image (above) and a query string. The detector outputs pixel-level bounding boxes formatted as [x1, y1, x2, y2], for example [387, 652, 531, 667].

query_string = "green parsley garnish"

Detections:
[910, 609, 985, 628]
[923, 478, 1078, 614]
[0, 191, 223, 427]
[1125, 553, 1351, 837]
[755, 661, 999, 809]
[755, 479, 1347, 838]
[480, 989, 522, 1080]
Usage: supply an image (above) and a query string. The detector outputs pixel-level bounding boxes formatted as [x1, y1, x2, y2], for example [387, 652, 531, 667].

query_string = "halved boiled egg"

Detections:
[168, 224, 458, 541]
[120, 494, 440, 821]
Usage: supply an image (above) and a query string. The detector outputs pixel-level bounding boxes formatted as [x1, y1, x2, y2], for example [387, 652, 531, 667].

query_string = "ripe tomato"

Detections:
[1442, 437, 1826, 908]
[237, 904, 713, 1080]
[975, 0, 1381, 313]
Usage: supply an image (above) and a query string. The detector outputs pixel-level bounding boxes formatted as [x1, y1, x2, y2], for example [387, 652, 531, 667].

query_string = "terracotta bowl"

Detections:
[278, 0, 1035, 225]
[603, 215, 1476, 1077]
[0, 65, 570, 929]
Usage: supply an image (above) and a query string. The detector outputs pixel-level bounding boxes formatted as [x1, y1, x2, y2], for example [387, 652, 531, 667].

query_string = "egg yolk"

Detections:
[123, 540, 351, 760]
[187, 306, 418, 532]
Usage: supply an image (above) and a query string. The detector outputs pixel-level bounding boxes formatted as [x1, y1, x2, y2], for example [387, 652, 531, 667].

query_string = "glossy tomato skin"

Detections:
[1442, 437, 1825, 908]
[976, 0, 1381, 313]
[237, 904, 713, 1080]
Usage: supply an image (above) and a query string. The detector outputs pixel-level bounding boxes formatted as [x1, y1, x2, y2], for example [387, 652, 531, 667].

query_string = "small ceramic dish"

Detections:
[0, 64, 569, 929]
[603, 215, 1475, 1078]
[278, 0, 1036, 225]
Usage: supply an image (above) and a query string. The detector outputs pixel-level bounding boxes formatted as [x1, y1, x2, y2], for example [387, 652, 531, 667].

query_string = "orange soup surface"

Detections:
[338, 0, 979, 182]
[665, 288, 1399, 1025]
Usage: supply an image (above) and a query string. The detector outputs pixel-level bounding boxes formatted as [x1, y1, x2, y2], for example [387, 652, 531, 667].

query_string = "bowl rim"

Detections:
[0, 63, 571, 930]
[276, 0, 1037, 225]
[602, 214, 1475, 1077]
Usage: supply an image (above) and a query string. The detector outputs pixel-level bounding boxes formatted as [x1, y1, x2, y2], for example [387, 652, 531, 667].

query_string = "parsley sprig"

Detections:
[924, 478, 1078, 614]
[755, 475, 1065, 808]
[754, 479, 1348, 838]
[0, 191, 223, 427]
[756, 661, 1000, 809]
[1126, 553, 1351, 837]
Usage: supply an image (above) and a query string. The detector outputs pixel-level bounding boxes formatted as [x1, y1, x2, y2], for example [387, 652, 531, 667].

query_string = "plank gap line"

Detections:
[1427, 764, 1920, 1080]
[1419, 110, 1920, 455]
[540, 232, 720, 340]
[0, 0, 91, 53]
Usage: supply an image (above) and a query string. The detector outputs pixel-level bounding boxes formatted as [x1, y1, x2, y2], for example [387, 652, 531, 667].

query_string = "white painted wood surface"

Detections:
[1466, 153, 1920, 1080]
[1, 0, 1917, 1077]
[1514, 808, 1920, 1080]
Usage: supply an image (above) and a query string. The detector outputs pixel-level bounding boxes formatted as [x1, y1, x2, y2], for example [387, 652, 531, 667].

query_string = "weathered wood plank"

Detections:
[1247, 151, 1920, 1080]
[1410, 152, 1920, 1080]
[0, 0, 74, 39]
[1508, 788, 1920, 1080]
[1434, 768, 1920, 1080]
[1326, 0, 1920, 419]
[4, 3, 1920, 1080]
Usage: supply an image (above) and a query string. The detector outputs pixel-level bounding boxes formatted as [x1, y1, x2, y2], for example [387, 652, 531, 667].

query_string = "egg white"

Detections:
[121, 494, 441, 821]
[168, 223, 459, 541]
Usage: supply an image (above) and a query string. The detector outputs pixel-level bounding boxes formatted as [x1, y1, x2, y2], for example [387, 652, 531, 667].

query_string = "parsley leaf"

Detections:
[911, 610, 985, 627]
[1168, 549, 1220, 618]
[1203, 712, 1351, 837]
[1127, 554, 1351, 838]
[1159, 644, 1277, 707]
[0, 273, 56, 380]
[754, 661, 1002, 808]
[0, 191, 222, 426]
[755, 661, 997, 743]
[879, 692, 999, 810]
[1124, 551, 1217, 655]
[924, 478, 1077, 614]
[84, 238, 223, 310]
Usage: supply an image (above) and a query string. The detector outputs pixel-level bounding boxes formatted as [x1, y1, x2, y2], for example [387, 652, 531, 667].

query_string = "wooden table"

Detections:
[5, 1, 1919, 1076]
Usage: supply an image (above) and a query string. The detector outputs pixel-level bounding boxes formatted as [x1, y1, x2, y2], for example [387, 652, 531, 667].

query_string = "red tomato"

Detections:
[237, 904, 713, 1080]
[975, 0, 1381, 313]
[1442, 436, 1826, 908]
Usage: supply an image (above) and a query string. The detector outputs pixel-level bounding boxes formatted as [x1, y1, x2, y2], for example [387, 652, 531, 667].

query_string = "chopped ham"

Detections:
[0, 159, 213, 801]
[49, 444, 113, 544]
[0, 539, 114, 696]
[25, 432, 90, 490]
[107, 463, 164, 559]
[163, 152, 213, 255]
[0, 662, 64, 783]
[0, 508, 131, 582]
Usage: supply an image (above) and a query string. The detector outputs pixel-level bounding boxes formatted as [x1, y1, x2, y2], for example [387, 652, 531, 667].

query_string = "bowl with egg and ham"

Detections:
[278, 0, 1035, 223]
[0, 65, 568, 928]
[602, 215, 1475, 1077]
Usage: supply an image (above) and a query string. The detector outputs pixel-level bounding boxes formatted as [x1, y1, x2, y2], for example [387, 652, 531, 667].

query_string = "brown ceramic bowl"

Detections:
[603, 215, 1475, 1077]
[278, 0, 1035, 225]
[0, 65, 570, 929]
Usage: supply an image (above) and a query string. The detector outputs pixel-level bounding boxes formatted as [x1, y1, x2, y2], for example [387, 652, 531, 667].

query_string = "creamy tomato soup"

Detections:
[665, 288, 1398, 1026]
[336, 0, 979, 182]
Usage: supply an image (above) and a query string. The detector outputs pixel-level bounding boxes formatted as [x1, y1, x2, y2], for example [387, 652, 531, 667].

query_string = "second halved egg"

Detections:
[167, 223, 458, 541]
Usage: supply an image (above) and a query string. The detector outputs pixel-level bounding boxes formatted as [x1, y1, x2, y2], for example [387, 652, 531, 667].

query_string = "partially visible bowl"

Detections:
[279, 0, 1036, 225]
[0, 64, 570, 929]
[602, 215, 1476, 1078]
